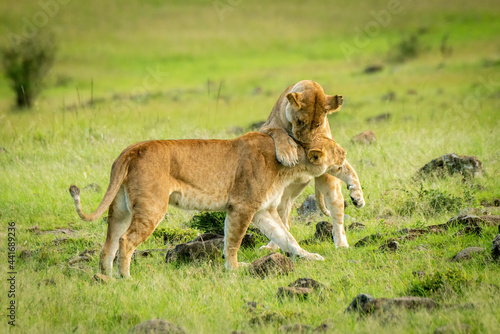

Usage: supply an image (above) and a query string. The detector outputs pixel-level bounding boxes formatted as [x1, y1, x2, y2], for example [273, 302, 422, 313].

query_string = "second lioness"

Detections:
[69, 133, 362, 278]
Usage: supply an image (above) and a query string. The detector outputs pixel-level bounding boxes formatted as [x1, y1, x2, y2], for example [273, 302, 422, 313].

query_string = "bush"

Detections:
[1, 33, 56, 108]
[189, 211, 226, 234]
[152, 226, 199, 244]
[407, 268, 471, 297]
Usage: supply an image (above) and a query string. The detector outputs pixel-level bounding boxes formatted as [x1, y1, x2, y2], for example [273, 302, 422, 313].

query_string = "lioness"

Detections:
[69, 132, 363, 278]
[261, 80, 364, 249]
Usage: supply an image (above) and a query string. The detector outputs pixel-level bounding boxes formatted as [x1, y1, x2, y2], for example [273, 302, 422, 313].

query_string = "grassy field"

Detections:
[1, 0, 499, 333]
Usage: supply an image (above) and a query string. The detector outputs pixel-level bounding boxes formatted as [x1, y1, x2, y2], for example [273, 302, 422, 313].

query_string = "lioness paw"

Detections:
[260, 242, 280, 251]
[275, 140, 299, 167]
[301, 252, 325, 261]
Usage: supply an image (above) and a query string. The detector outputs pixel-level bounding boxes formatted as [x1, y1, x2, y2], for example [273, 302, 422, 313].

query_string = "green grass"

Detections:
[1, 0, 500, 333]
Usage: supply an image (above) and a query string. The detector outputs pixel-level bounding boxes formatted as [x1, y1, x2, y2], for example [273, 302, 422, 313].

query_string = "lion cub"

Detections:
[69, 132, 362, 278]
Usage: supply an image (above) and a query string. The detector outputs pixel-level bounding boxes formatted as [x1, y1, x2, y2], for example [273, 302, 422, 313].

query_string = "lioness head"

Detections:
[285, 80, 343, 143]
[306, 137, 346, 171]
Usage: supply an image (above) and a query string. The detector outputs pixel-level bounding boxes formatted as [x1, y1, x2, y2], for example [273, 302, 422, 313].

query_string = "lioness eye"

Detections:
[297, 120, 305, 126]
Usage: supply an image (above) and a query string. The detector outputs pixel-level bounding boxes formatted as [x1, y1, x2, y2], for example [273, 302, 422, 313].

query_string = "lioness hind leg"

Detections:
[224, 209, 254, 270]
[100, 186, 132, 277]
[117, 212, 165, 278]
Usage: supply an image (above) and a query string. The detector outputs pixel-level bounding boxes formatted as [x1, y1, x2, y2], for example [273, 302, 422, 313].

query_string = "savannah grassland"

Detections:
[1, 0, 499, 333]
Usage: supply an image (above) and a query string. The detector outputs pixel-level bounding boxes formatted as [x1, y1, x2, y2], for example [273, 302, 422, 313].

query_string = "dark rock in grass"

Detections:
[297, 195, 320, 217]
[347, 222, 366, 231]
[241, 233, 256, 248]
[412, 271, 426, 279]
[379, 240, 399, 252]
[133, 248, 167, 259]
[92, 273, 109, 284]
[417, 153, 483, 178]
[231, 331, 246, 334]
[79, 249, 96, 257]
[455, 225, 482, 236]
[249, 253, 295, 278]
[243, 301, 265, 313]
[38, 278, 56, 287]
[165, 238, 222, 263]
[19, 249, 33, 259]
[480, 198, 500, 207]
[451, 247, 486, 262]
[130, 319, 186, 334]
[446, 215, 485, 228]
[360, 297, 437, 315]
[83, 183, 101, 192]
[67, 255, 92, 265]
[354, 233, 385, 247]
[492, 233, 500, 260]
[364, 64, 384, 74]
[28, 225, 41, 234]
[53, 237, 69, 245]
[434, 323, 472, 334]
[277, 287, 314, 300]
[189, 233, 223, 243]
[288, 278, 327, 291]
[312, 322, 331, 332]
[345, 293, 375, 313]
[314, 221, 333, 241]
[249, 311, 286, 326]
[367, 112, 392, 122]
[351, 130, 376, 145]
[248, 120, 266, 131]
[481, 215, 500, 226]
[278, 324, 313, 333]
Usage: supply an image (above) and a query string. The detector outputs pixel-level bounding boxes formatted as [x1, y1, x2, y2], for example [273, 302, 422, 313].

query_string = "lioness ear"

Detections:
[307, 148, 325, 165]
[325, 95, 343, 114]
[286, 92, 302, 109]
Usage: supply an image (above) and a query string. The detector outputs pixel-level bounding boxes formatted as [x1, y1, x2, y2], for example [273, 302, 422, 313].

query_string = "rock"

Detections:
[28, 225, 41, 234]
[481, 215, 500, 226]
[455, 225, 482, 236]
[243, 301, 265, 313]
[434, 323, 472, 334]
[417, 153, 483, 177]
[354, 233, 385, 247]
[165, 238, 223, 263]
[249, 311, 286, 326]
[360, 297, 437, 315]
[67, 255, 92, 265]
[130, 319, 186, 334]
[277, 287, 313, 300]
[19, 249, 33, 259]
[446, 215, 485, 228]
[79, 249, 96, 257]
[278, 324, 313, 333]
[312, 322, 331, 332]
[347, 222, 366, 231]
[345, 293, 375, 313]
[381, 92, 396, 102]
[83, 183, 101, 192]
[53, 237, 69, 245]
[231, 331, 246, 334]
[38, 278, 56, 287]
[248, 120, 266, 131]
[297, 195, 320, 217]
[364, 64, 384, 74]
[133, 249, 168, 259]
[451, 247, 486, 262]
[367, 112, 391, 122]
[189, 233, 223, 243]
[241, 233, 256, 248]
[351, 131, 376, 145]
[288, 278, 327, 291]
[249, 253, 295, 278]
[92, 273, 109, 284]
[314, 221, 333, 241]
[412, 271, 426, 279]
[492, 233, 500, 260]
[480, 198, 500, 207]
[379, 240, 399, 252]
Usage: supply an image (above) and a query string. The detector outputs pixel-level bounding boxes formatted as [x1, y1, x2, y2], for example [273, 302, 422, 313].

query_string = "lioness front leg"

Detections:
[315, 174, 349, 248]
[253, 209, 324, 261]
[223, 209, 254, 270]
[261, 127, 299, 167]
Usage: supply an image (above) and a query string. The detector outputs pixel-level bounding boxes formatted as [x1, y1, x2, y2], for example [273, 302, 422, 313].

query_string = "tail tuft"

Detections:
[69, 185, 80, 198]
